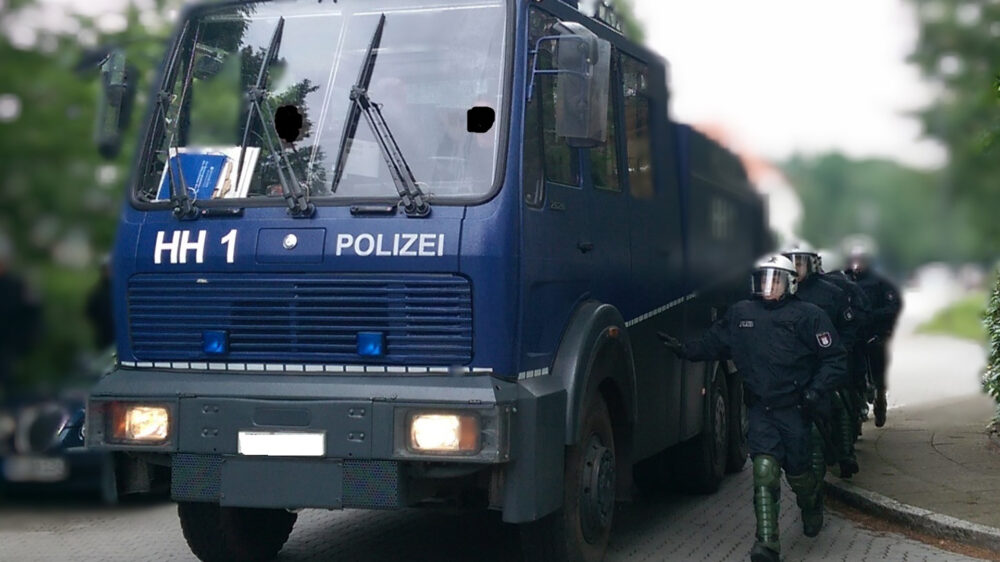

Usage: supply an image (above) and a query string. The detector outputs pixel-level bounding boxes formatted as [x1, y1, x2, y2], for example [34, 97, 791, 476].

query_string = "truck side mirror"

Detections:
[553, 23, 610, 148]
[95, 50, 137, 159]
[528, 23, 611, 148]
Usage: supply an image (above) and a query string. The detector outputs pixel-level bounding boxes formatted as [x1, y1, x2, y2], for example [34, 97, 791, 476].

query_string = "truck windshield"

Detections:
[135, 0, 509, 207]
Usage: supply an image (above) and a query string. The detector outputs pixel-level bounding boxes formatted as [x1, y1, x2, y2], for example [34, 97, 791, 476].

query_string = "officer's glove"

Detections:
[656, 332, 686, 358]
[802, 388, 824, 414]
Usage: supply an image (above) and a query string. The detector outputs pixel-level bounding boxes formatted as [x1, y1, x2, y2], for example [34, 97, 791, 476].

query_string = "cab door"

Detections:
[519, 7, 590, 369]
[583, 50, 630, 308]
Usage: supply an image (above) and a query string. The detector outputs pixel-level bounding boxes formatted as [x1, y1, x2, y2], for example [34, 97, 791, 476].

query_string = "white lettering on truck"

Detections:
[335, 233, 445, 257]
[155, 230, 206, 264]
[154, 229, 235, 265]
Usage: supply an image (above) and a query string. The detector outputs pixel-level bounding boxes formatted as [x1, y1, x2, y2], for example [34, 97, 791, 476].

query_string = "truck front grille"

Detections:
[127, 273, 472, 366]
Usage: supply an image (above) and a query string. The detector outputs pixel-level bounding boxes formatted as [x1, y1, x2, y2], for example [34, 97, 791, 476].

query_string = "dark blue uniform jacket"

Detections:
[796, 275, 858, 349]
[681, 296, 847, 409]
[848, 269, 902, 339]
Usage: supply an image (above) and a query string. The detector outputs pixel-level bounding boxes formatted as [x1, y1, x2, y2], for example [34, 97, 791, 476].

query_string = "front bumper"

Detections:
[86, 367, 517, 509]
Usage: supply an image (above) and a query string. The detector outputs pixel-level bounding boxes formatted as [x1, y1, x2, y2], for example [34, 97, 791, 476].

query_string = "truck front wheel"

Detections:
[520, 394, 616, 562]
[177, 501, 297, 562]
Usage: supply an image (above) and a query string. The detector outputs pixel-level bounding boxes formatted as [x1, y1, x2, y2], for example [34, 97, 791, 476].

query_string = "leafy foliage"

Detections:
[781, 153, 977, 275]
[907, 0, 1000, 256]
[983, 273, 1000, 419]
[0, 2, 176, 387]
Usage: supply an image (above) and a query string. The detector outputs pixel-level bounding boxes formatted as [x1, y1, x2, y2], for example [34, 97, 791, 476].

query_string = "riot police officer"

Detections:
[658, 255, 846, 562]
[819, 250, 873, 435]
[782, 241, 860, 478]
[845, 244, 902, 427]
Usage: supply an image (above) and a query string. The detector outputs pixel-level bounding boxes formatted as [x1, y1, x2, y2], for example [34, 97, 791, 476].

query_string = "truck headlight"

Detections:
[109, 403, 170, 444]
[408, 413, 479, 453]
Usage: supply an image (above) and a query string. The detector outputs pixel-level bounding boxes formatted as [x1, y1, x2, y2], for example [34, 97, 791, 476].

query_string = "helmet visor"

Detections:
[789, 254, 814, 279]
[848, 255, 868, 272]
[751, 269, 789, 300]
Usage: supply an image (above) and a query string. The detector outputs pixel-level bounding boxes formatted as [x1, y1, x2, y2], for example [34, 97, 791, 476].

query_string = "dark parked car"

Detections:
[0, 353, 119, 503]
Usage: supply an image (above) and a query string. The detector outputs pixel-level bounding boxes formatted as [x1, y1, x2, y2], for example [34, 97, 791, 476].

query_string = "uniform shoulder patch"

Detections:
[816, 332, 833, 348]
[738, 320, 754, 328]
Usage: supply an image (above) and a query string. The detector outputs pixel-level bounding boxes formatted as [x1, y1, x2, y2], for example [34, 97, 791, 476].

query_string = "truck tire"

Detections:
[178, 501, 297, 562]
[676, 372, 728, 494]
[726, 372, 750, 473]
[520, 395, 616, 562]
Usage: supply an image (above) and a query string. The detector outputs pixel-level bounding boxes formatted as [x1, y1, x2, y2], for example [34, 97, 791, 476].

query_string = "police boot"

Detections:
[751, 455, 781, 561]
[874, 389, 887, 427]
[833, 392, 859, 478]
[786, 470, 823, 538]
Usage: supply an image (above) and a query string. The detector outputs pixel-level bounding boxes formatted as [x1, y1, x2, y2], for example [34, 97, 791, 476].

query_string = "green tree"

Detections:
[907, 0, 1000, 255]
[0, 1, 176, 388]
[611, 0, 645, 43]
[984, 273, 1000, 424]
[782, 152, 976, 275]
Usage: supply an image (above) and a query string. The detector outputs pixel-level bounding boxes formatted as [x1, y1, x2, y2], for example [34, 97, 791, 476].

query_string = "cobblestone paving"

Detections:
[0, 468, 985, 561]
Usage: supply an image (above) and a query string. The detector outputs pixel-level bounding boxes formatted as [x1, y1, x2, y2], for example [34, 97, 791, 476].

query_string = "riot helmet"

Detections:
[751, 254, 797, 301]
[846, 244, 871, 274]
[781, 240, 819, 282]
[817, 248, 843, 274]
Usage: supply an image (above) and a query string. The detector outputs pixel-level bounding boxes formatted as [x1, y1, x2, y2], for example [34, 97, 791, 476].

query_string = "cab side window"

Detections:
[589, 54, 620, 192]
[623, 56, 653, 199]
[523, 9, 581, 207]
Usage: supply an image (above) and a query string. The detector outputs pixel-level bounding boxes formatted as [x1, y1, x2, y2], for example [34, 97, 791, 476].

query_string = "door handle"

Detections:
[577, 241, 594, 254]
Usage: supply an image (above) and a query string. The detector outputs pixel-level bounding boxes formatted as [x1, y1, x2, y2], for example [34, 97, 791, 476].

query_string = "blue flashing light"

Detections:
[202, 330, 229, 355]
[357, 332, 385, 357]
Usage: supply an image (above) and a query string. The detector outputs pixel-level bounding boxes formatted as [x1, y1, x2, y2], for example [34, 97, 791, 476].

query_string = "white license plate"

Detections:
[237, 431, 325, 457]
[3, 456, 69, 483]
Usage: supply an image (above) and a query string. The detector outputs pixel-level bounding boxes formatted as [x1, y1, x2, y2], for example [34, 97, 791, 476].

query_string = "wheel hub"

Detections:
[580, 436, 615, 542]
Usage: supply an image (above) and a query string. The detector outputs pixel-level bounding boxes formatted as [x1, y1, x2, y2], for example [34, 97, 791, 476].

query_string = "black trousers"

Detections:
[748, 404, 811, 475]
[865, 341, 889, 390]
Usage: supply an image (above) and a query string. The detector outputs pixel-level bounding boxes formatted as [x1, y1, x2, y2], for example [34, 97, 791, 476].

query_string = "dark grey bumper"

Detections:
[86, 368, 519, 509]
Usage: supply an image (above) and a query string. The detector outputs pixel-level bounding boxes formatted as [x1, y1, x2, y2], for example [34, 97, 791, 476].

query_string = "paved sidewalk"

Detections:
[828, 393, 1000, 550]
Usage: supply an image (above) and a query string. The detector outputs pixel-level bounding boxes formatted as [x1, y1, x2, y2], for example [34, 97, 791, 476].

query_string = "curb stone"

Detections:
[827, 478, 1000, 553]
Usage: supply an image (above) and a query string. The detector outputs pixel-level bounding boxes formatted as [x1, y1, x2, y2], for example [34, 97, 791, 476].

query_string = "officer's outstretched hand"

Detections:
[656, 331, 685, 357]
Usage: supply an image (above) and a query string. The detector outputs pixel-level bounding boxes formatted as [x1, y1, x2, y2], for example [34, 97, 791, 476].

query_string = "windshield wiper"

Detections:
[235, 17, 315, 218]
[330, 14, 430, 218]
[153, 22, 198, 219]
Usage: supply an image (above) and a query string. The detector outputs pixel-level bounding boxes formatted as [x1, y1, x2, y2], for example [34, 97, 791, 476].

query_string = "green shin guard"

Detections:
[787, 466, 823, 538]
[752, 455, 782, 555]
[833, 391, 859, 478]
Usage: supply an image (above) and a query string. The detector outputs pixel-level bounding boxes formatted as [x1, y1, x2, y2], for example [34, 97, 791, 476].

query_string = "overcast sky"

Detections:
[23, 0, 946, 168]
[631, 0, 945, 168]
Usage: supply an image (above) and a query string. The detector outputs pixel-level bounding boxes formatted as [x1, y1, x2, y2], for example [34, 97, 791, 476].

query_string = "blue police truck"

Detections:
[86, 0, 770, 559]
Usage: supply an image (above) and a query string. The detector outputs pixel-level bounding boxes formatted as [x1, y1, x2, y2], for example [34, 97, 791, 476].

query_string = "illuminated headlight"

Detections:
[109, 403, 170, 444]
[408, 413, 479, 453]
